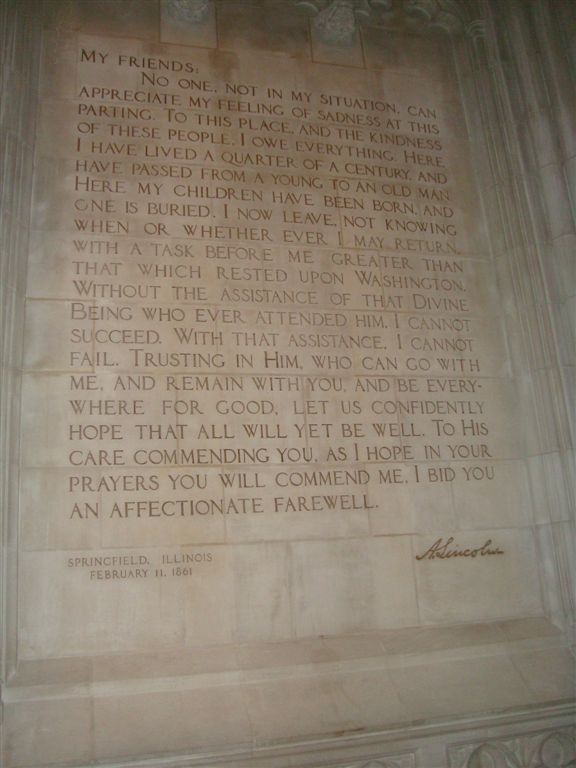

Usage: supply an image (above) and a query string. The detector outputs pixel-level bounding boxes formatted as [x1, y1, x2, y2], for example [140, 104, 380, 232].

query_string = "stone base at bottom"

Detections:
[3, 617, 574, 768]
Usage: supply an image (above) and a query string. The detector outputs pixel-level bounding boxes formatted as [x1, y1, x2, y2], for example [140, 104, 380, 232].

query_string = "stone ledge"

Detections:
[3, 617, 574, 767]
[6, 615, 566, 691]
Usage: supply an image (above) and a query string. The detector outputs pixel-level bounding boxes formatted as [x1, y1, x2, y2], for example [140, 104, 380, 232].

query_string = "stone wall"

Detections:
[0, 1, 573, 766]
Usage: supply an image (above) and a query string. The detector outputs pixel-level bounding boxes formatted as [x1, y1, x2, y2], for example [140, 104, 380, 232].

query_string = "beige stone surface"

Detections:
[388, 655, 537, 718]
[93, 685, 252, 760]
[216, 0, 311, 58]
[362, 27, 457, 84]
[290, 536, 418, 636]
[3, 3, 574, 766]
[4, 696, 94, 768]
[4, 610, 573, 765]
[14, 24, 548, 660]
[413, 528, 543, 624]
[511, 648, 576, 701]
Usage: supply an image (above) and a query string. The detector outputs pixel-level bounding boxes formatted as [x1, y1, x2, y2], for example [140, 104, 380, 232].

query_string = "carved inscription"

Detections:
[30, 42, 510, 584]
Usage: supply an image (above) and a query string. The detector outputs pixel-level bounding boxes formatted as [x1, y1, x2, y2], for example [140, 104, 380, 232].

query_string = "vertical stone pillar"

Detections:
[0, 0, 43, 678]
[528, 0, 576, 458]
[454, 0, 575, 637]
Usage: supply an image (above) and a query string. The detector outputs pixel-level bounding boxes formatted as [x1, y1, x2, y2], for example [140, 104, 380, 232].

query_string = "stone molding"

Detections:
[22, 704, 570, 768]
[338, 757, 415, 768]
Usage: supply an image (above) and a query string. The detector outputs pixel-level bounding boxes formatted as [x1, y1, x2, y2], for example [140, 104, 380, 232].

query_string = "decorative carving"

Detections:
[313, 0, 358, 44]
[294, 0, 480, 42]
[402, 0, 468, 34]
[163, 0, 211, 25]
[295, 0, 391, 43]
[468, 742, 522, 768]
[537, 732, 576, 768]
[465, 18, 487, 41]
[339, 754, 416, 768]
[448, 729, 576, 768]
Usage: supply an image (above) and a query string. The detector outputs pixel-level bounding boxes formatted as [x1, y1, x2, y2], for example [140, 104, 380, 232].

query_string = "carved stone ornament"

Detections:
[294, 0, 474, 43]
[164, 0, 212, 24]
[296, 0, 389, 43]
[313, 0, 359, 44]
[402, 0, 470, 34]
[448, 729, 576, 768]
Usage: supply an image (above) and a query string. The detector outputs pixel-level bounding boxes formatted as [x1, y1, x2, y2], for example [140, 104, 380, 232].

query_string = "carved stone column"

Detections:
[0, 0, 43, 680]
[453, 0, 575, 636]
